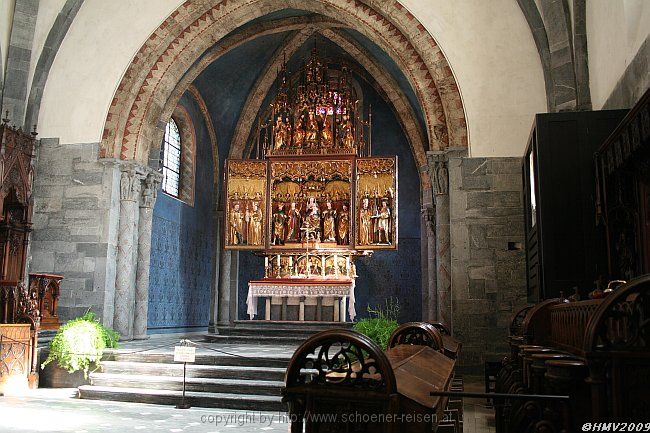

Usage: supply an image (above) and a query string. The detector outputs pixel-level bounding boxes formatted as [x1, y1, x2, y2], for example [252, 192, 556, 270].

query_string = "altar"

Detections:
[247, 279, 355, 322]
[226, 49, 398, 323]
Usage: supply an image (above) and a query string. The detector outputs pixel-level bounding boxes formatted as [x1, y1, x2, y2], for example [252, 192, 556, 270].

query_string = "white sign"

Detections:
[174, 346, 196, 363]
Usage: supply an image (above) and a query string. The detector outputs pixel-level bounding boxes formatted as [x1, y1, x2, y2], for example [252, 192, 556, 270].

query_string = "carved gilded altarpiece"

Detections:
[223, 50, 399, 322]
[269, 159, 353, 249]
[355, 157, 398, 249]
[224, 160, 267, 250]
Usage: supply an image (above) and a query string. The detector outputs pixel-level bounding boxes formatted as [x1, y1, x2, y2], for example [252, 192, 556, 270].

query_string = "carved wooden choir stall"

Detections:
[225, 50, 398, 322]
[492, 88, 650, 432]
[0, 115, 64, 392]
[0, 114, 39, 392]
[495, 275, 650, 432]
[282, 322, 464, 433]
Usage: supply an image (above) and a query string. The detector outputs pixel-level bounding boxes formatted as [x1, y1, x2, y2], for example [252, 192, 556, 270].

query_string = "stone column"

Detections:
[113, 165, 141, 340]
[429, 152, 452, 330]
[133, 171, 161, 340]
[421, 203, 437, 321]
[208, 210, 224, 333]
[217, 247, 232, 327]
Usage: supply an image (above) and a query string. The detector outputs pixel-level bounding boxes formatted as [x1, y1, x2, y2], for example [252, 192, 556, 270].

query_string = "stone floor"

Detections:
[0, 334, 495, 432]
[1, 389, 290, 432]
[0, 387, 495, 433]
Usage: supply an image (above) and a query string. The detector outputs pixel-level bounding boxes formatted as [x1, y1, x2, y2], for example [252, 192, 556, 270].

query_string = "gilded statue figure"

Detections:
[246, 202, 263, 245]
[302, 198, 321, 241]
[286, 202, 302, 242]
[320, 114, 333, 147]
[229, 203, 244, 245]
[376, 199, 391, 244]
[339, 115, 355, 148]
[322, 201, 337, 242]
[305, 112, 319, 146]
[293, 115, 305, 147]
[271, 203, 288, 245]
[359, 198, 372, 245]
[338, 204, 350, 244]
[273, 116, 288, 150]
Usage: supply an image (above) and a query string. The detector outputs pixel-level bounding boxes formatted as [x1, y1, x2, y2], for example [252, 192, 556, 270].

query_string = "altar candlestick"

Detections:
[346, 256, 350, 276]
[321, 256, 326, 277]
[334, 254, 339, 277]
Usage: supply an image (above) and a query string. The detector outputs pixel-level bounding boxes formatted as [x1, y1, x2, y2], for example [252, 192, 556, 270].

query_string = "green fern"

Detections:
[42, 311, 119, 378]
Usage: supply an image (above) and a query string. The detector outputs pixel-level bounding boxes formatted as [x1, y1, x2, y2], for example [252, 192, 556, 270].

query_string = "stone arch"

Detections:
[185, 84, 220, 203]
[24, 0, 85, 130]
[154, 17, 343, 170]
[517, 0, 591, 111]
[99, 0, 466, 167]
[168, 104, 197, 205]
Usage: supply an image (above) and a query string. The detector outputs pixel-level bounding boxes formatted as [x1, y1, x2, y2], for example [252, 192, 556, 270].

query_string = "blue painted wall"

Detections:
[354, 79, 422, 324]
[147, 92, 216, 332]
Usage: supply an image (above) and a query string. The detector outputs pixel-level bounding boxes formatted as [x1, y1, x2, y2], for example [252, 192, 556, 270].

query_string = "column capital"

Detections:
[119, 165, 141, 202]
[426, 148, 467, 196]
[140, 171, 163, 209]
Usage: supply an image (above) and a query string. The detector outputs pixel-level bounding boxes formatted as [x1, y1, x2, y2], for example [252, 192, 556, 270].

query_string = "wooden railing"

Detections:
[548, 299, 603, 355]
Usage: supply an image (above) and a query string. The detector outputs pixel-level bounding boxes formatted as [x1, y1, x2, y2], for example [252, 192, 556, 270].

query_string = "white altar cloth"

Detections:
[246, 279, 356, 321]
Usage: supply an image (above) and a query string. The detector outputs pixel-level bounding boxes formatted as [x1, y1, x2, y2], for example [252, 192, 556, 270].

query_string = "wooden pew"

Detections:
[283, 322, 460, 432]
[494, 275, 650, 432]
[428, 322, 463, 359]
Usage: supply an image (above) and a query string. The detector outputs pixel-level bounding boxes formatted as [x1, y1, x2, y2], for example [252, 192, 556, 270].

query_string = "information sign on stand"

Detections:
[174, 344, 196, 409]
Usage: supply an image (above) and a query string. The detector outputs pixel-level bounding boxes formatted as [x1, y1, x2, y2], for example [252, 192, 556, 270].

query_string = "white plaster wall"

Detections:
[38, 0, 184, 142]
[0, 0, 16, 82]
[26, 0, 67, 99]
[587, 0, 650, 109]
[400, 0, 547, 157]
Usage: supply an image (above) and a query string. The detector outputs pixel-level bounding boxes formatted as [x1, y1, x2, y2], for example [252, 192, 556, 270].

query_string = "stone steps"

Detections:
[100, 361, 287, 381]
[207, 320, 353, 344]
[89, 373, 284, 396]
[78, 385, 285, 412]
[79, 324, 350, 410]
[81, 350, 290, 410]
[203, 334, 307, 345]
[104, 350, 290, 368]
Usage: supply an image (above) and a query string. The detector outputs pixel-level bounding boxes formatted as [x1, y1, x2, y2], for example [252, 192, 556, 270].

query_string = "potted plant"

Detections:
[40, 311, 119, 388]
[352, 297, 400, 350]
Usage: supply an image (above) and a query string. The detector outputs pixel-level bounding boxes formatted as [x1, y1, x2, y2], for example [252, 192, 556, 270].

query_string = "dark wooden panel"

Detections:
[524, 110, 628, 301]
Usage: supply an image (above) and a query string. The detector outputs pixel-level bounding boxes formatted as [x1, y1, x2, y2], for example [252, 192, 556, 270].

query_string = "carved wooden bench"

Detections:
[282, 322, 461, 432]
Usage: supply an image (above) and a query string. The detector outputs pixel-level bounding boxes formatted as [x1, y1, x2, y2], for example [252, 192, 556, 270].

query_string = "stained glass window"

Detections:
[161, 118, 181, 197]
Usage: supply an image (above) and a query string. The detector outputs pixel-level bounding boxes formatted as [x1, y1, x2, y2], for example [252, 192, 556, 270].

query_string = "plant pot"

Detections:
[39, 361, 90, 388]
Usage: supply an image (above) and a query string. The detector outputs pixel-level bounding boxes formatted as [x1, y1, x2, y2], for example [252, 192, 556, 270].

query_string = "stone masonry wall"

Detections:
[29, 138, 120, 325]
[449, 157, 528, 374]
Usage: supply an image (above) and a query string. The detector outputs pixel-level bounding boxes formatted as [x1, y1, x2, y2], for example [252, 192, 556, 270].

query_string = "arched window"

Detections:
[161, 118, 182, 197]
